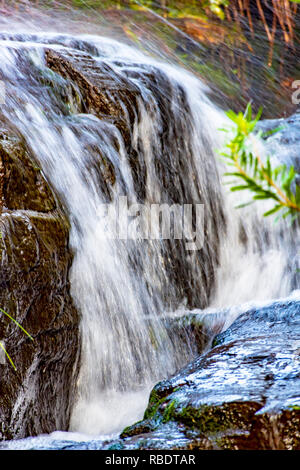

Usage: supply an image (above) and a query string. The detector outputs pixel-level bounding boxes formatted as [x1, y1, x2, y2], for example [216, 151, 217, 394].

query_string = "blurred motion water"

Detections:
[0, 4, 298, 444]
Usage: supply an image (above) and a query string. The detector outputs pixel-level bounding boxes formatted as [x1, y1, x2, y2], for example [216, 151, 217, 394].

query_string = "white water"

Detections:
[0, 31, 298, 438]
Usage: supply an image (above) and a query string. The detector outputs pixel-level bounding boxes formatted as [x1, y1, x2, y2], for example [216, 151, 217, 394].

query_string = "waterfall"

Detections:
[0, 32, 297, 436]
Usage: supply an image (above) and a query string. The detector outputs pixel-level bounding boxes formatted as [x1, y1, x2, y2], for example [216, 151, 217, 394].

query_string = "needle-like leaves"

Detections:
[219, 103, 300, 219]
[0, 307, 33, 371]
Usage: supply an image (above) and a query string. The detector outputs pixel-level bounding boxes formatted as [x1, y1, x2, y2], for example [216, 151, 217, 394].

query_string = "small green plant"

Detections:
[219, 103, 300, 221]
[202, 0, 229, 19]
[0, 307, 33, 371]
[0, 232, 33, 370]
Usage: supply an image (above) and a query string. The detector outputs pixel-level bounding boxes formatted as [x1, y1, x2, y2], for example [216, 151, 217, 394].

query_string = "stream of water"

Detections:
[0, 28, 298, 447]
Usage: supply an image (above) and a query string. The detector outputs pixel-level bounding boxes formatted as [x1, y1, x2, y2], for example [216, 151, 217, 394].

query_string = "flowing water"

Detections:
[0, 27, 298, 445]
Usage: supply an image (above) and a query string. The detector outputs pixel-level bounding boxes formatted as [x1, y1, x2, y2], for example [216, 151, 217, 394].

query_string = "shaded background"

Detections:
[0, 0, 300, 117]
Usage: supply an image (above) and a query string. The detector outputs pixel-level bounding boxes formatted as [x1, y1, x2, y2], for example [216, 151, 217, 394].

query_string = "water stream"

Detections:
[0, 29, 298, 444]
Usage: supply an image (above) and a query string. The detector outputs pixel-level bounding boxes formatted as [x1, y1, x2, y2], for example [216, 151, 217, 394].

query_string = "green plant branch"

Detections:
[0, 341, 17, 371]
[0, 307, 34, 371]
[220, 103, 300, 220]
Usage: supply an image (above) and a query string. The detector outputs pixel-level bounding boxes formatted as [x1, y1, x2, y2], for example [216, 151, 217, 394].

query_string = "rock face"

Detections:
[0, 36, 226, 439]
[0, 128, 80, 439]
[117, 299, 300, 449]
[45, 48, 140, 155]
[44, 47, 226, 310]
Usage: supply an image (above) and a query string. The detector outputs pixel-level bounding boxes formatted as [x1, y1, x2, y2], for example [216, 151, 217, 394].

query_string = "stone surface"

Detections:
[258, 111, 300, 176]
[0, 129, 80, 439]
[13, 299, 299, 450]
[45, 48, 139, 153]
[0, 128, 56, 212]
[161, 309, 228, 356]
[116, 299, 300, 449]
[44, 45, 225, 310]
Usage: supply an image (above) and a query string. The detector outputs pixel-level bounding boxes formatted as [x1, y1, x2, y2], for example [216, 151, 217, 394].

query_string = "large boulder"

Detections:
[116, 299, 300, 449]
[44, 46, 225, 310]
[0, 127, 80, 439]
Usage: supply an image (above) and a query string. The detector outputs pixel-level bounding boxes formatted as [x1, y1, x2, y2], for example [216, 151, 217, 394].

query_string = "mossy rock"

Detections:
[118, 300, 300, 449]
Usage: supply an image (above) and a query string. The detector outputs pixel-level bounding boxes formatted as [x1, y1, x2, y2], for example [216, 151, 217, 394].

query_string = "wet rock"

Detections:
[45, 49, 139, 151]
[44, 46, 225, 310]
[0, 129, 80, 439]
[119, 299, 300, 449]
[162, 309, 228, 355]
[0, 129, 56, 212]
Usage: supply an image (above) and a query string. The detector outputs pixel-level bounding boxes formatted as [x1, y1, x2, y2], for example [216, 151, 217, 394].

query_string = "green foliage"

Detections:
[68, 0, 228, 19]
[202, 0, 228, 19]
[220, 103, 300, 220]
[71, 0, 119, 8]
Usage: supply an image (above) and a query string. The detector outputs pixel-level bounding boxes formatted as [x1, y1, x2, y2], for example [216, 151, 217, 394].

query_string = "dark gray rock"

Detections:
[0, 129, 80, 440]
[118, 299, 300, 449]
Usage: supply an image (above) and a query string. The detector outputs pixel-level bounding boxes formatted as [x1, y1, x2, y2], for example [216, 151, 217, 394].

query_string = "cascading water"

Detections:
[0, 30, 298, 439]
